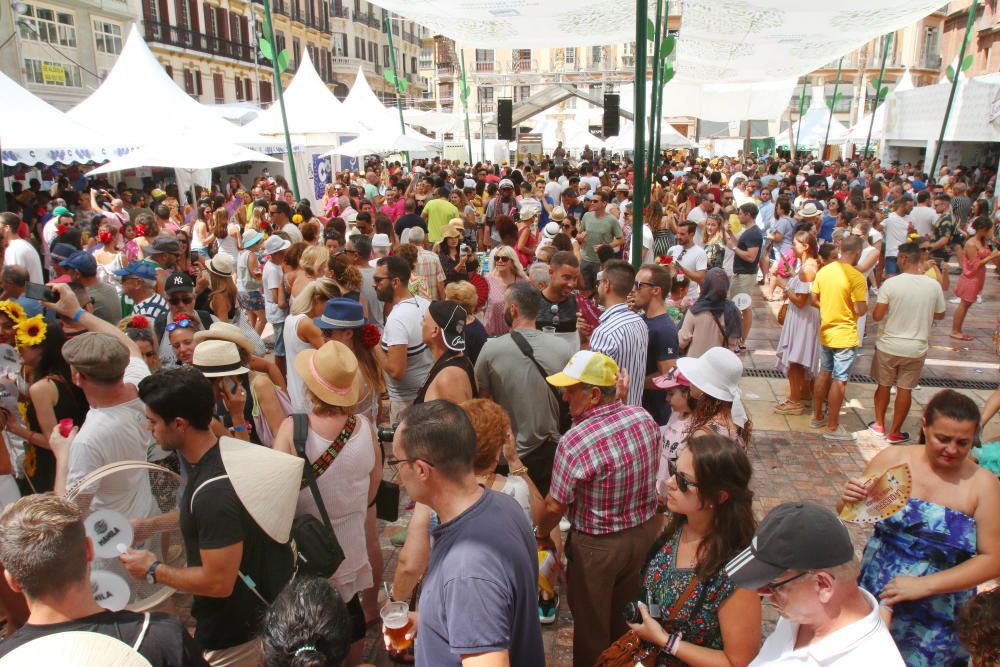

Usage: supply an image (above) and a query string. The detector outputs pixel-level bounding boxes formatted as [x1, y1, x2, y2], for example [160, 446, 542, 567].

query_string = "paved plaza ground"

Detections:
[362, 264, 1000, 666]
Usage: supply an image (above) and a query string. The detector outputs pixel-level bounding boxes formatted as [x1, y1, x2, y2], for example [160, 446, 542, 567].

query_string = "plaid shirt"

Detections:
[549, 400, 659, 536]
[415, 249, 446, 301]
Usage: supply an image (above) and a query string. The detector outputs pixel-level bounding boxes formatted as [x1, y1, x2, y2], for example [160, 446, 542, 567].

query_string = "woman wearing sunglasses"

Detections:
[483, 246, 526, 337]
[166, 312, 201, 366]
[626, 434, 761, 666]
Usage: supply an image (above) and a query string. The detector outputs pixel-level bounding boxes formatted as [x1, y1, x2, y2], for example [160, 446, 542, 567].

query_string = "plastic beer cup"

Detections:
[381, 600, 413, 651]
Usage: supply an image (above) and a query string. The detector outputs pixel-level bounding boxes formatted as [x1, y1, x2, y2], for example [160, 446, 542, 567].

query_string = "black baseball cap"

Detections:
[724, 502, 854, 589]
[429, 300, 467, 352]
[164, 271, 195, 295]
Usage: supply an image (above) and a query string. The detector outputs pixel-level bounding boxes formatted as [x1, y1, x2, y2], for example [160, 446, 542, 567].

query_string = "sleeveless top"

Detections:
[414, 352, 477, 405]
[295, 413, 376, 601]
[217, 229, 240, 263]
[237, 249, 262, 293]
[24, 376, 88, 493]
[283, 314, 314, 413]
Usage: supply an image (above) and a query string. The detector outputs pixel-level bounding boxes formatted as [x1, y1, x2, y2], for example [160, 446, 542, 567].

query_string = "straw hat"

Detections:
[207, 253, 235, 277]
[193, 321, 254, 356]
[549, 206, 567, 222]
[219, 436, 303, 544]
[192, 340, 248, 377]
[798, 203, 821, 218]
[294, 340, 360, 407]
[440, 225, 462, 240]
[676, 347, 747, 427]
[2, 631, 153, 666]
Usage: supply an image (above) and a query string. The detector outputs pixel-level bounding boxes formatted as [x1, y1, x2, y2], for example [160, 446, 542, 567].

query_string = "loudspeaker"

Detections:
[602, 94, 620, 137]
[497, 98, 514, 141]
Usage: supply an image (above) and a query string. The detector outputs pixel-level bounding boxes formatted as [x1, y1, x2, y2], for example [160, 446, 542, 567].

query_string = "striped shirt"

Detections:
[589, 302, 648, 407]
[380, 296, 433, 401]
[131, 293, 168, 320]
[549, 401, 659, 535]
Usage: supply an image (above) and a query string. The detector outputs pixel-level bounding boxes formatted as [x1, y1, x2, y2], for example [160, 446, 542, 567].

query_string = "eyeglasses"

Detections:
[165, 318, 194, 333]
[386, 456, 436, 468]
[668, 459, 699, 493]
[168, 295, 194, 306]
[760, 571, 812, 595]
[633, 281, 656, 290]
[372, 275, 392, 283]
[495, 255, 512, 263]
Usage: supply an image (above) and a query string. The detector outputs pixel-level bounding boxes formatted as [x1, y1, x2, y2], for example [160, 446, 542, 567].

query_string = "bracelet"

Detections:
[72, 308, 86, 322]
[662, 632, 682, 656]
[508, 465, 529, 476]
[231, 422, 249, 432]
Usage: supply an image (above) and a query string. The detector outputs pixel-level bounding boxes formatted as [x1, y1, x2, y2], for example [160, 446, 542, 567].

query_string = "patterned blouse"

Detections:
[642, 531, 737, 666]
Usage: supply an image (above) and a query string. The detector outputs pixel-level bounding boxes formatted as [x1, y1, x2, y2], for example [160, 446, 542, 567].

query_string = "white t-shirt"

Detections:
[749, 589, 904, 667]
[66, 358, 158, 521]
[4, 239, 43, 284]
[687, 206, 709, 246]
[883, 213, 910, 259]
[281, 223, 303, 244]
[544, 181, 563, 204]
[380, 296, 433, 401]
[668, 244, 708, 300]
[580, 175, 601, 196]
[876, 273, 946, 358]
[262, 260, 287, 324]
[907, 205, 936, 238]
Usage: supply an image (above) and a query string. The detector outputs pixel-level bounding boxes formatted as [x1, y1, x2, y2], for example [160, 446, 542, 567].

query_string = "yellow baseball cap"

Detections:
[546, 351, 618, 387]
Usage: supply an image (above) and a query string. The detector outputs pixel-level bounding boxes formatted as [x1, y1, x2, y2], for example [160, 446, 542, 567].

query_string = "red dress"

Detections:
[953, 245, 988, 303]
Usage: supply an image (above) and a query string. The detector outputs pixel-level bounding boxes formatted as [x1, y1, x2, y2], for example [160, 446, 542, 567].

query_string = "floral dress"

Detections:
[641, 532, 737, 666]
[859, 497, 977, 667]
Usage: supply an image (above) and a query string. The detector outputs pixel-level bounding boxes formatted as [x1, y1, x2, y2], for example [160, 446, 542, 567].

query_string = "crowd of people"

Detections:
[0, 151, 996, 667]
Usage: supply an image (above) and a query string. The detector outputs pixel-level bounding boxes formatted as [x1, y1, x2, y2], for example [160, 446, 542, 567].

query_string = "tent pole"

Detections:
[645, 0, 664, 186]
[653, 2, 670, 179]
[631, 0, 647, 270]
[383, 16, 410, 166]
[460, 52, 473, 165]
[262, 0, 299, 200]
[793, 78, 807, 158]
[822, 57, 844, 160]
[930, 0, 978, 181]
[863, 33, 891, 161]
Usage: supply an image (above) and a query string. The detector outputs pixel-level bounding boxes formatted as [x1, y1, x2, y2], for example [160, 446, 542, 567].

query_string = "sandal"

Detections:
[774, 400, 804, 415]
[949, 333, 974, 341]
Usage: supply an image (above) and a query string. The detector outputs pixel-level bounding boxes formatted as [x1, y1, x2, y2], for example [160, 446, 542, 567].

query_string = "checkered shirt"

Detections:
[549, 400, 659, 535]
[415, 249, 446, 301]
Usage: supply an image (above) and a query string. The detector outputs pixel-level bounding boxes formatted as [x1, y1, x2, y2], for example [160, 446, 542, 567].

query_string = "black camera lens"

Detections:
[622, 601, 641, 625]
[377, 426, 396, 443]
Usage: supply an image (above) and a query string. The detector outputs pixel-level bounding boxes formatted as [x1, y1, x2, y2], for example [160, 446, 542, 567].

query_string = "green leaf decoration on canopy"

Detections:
[398, 78, 409, 93]
[276, 49, 290, 74]
[661, 62, 675, 84]
[961, 54, 973, 71]
[383, 67, 397, 85]
[661, 35, 675, 58]
[946, 64, 956, 82]
[646, 18, 655, 41]
[259, 37, 274, 62]
[878, 85, 889, 100]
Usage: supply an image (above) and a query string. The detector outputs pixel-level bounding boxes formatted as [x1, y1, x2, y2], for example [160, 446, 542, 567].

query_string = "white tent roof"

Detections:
[68, 25, 275, 149]
[246, 51, 364, 142]
[322, 132, 436, 157]
[777, 86, 849, 148]
[844, 70, 915, 143]
[1, 71, 128, 165]
[402, 109, 468, 135]
[87, 140, 280, 175]
[343, 67, 396, 131]
[884, 73, 1000, 145]
[604, 120, 694, 152]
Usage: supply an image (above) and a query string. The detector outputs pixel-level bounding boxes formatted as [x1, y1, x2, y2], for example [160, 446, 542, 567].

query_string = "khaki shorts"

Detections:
[728, 273, 756, 304]
[871, 348, 925, 390]
[204, 639, 263, 667]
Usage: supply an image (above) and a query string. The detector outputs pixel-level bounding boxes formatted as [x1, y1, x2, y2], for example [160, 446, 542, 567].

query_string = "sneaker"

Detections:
[867, 421, 886, 437]
[822, 425, 856, 441]
[949, 296, 961, 304]
[389, 528, 408, 547]
[887, 432, 910, 445]
[559, 518, 571, 532]
[539, 592, 559, 625]
[809, 416, 827, 429]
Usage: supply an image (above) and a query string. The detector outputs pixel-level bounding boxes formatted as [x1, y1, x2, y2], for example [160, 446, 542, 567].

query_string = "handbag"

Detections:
[375, 479, 401, 522]
[595, 575, 702, 667]
[777, 300, 788, 326]
[290, 413, 352, 578]
[511, 330, 572, 434]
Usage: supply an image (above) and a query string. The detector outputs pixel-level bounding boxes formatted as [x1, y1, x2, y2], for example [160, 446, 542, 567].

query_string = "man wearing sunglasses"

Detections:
[152, 272, 212, 368]
[725, 502, 904, 666]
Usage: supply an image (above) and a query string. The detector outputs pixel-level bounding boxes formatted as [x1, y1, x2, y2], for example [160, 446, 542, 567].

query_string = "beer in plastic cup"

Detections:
[381, 601, 413, 651]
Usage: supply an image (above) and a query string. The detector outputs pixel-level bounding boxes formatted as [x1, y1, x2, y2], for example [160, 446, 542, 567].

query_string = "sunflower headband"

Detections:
[0, 301, 26, 324]
[14, 314, 47, 348]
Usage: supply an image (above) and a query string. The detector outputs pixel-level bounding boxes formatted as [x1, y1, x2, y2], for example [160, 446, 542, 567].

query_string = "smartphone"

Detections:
[24, 282, 58, 303]
[190, 250, 200, 264]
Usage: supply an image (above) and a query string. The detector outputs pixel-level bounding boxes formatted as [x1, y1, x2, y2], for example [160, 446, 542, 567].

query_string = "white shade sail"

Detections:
[1, 71, 129, 166]
[87, 141, 280, 175]
[322, 133, 436, 157]
[605, 120, 694, 152]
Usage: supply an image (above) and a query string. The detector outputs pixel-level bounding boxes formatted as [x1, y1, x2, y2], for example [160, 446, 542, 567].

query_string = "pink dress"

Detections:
[953, 245, 989, 303]
[483, 274, 520, 336]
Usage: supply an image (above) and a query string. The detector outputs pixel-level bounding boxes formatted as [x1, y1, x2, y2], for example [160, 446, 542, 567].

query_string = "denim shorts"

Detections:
[820, 345, 857, 382]
[272, 320, 286, 357]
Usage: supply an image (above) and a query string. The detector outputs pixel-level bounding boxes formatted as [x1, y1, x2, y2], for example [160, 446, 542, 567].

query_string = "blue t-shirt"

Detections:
[819, 215, 837, 242]
[732, 225, 764, 275]
[416, 490, 544, 667]
[773, 216, 796, 255]
[642, 313, 680, 426]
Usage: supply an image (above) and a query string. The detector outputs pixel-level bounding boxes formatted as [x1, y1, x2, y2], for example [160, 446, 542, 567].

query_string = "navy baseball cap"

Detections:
[50, 243, 79, 262]
[60, 250, 98, 276]
[114, 261, 157, 281]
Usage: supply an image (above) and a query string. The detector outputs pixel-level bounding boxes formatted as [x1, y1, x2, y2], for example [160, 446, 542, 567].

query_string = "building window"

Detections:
[421, 76, 433, 99]
[19, 4, 76, 47]
[369, 42, 377, 64]
[439, 81, 453, 110]
[383, 44, 390, 66]
[23, 58, 81, 86]
[419, 46, 433, 69]
[235, 77, 243, 100]
[292, 37, 300, 69]
[411, 56, 416, 73]
[563, 47, 576, 64]
[244, 77, 253, 100]
[591, 45, 602, 65]
[475, 48, 494, 72]
[514, 84, 530, 101]
[213, 72, 224, 103]
[93, 20, 122, 54]
[333, 33, 347, 56]
[479, 86, 494, 112]
[261, 80, 272, 103]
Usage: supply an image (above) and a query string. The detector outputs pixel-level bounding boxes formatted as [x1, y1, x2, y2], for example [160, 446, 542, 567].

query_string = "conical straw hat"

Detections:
[1, 631, 153, 666]
[219, 436, 303, 544]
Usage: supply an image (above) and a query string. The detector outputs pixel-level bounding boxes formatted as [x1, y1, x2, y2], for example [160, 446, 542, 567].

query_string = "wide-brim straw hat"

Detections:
[193, 321, 254, 357]
[2, 631, 153, 666]
[207, 253, 235, 277]
[294, 340, 360, 407]
[219, 436, 304, 544]
[192, 339, 248, 377]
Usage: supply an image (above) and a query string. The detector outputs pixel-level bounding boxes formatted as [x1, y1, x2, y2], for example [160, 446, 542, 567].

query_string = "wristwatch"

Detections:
[145, 560, 161, 585]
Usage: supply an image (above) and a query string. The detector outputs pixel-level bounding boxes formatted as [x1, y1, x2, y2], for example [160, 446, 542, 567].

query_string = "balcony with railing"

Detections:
[331, 5, 349, 18]
[512, 57, 536, 73]
[144, 21, 254, 62]
[475, 61, 495, 72]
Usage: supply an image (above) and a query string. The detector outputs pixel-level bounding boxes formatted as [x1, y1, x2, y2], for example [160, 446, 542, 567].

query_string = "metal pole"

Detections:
[653, 2, 671, 174]
[460, 51, 473, 165]
[262, 0, 299, 200]
[822, 57, 844, 160]
[631, 0, 647, 269]
[793, 78, 807, 158]
[863, 33, 891, 161]
[645, 0, 664, 184]
[930, 0, 978, 181]
[384, 16, 410, 165]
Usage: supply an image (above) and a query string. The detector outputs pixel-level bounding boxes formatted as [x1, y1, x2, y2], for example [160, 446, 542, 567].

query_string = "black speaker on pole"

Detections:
[497, 98, 514, 141]
[602, 93, 620, 137]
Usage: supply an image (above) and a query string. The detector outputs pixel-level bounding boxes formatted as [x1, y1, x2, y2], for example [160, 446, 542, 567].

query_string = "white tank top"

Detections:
[217, 226, 240, 263]
[283, 313, 314, 412]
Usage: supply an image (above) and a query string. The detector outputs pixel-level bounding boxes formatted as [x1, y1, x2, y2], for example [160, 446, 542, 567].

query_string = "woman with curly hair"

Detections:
[958, 588, 1000, 667]
[325, 252, 363, 302]
[263, 576, 353, 667]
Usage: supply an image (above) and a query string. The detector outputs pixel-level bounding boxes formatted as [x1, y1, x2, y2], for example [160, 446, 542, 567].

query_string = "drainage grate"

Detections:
[742, 367, 998, 392]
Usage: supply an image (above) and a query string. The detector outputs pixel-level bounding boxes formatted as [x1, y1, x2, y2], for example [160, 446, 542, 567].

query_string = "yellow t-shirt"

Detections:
[423, 198, 459, 243]
[810, 261, 868, 349]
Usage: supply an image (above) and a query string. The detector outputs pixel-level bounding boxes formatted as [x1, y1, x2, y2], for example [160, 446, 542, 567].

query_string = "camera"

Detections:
[460, 243, 470, 254]
[377, 426, 396, 443]
[623, 600, 660, 625]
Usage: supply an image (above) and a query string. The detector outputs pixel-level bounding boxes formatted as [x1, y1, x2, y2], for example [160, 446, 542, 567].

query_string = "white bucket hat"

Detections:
[676, 347, 748, 427]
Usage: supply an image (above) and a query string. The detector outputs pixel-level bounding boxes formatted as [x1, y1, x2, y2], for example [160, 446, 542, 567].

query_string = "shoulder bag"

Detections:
[290, 413, 354, 578]
[510, 330, 572, 434]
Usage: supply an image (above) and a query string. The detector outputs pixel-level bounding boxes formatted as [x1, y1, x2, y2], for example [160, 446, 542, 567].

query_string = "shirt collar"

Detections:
[598, 302, 631, 323]
[784, 589, 888, 663]
[576, 400, 623, 424]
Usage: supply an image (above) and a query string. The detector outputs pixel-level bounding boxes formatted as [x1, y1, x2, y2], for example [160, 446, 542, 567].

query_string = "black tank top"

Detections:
[414, 352, 477, 405]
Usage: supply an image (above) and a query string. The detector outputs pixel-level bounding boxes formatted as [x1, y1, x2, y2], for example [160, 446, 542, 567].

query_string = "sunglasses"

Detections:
[920, 247, 931, 252]
[168, 295, 194, 306]
[495, 255, 512, 263]
[633, 281, 656, 290]
[165, 319, 194, 332]
[668, 459, 699, 493]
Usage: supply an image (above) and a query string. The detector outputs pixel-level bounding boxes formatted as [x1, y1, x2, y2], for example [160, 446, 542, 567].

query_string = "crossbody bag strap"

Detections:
[665, 575, 701, 622]
[292, 414, 355, 534]
[510, 331, 561, 403]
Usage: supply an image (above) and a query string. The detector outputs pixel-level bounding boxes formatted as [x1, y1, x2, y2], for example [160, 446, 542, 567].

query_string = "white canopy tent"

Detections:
[525, 118, 605, 152]
[776, 86, 849, 149]
[402, 109, 469, 135]
[1, 71, 129, 166]
[605, 120, 694, 152]
[86, 141, 281, 176]
[322, 133, 436, 158]
[844, 69, 915, 144]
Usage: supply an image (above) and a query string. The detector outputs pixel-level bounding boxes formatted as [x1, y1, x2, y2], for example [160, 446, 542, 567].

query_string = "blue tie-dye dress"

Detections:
[858, 497, 976, 667]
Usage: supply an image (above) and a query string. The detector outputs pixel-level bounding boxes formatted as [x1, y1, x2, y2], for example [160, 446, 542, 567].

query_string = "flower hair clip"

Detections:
[361, 323, 381, 349]
[129, 315, 149, 329]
